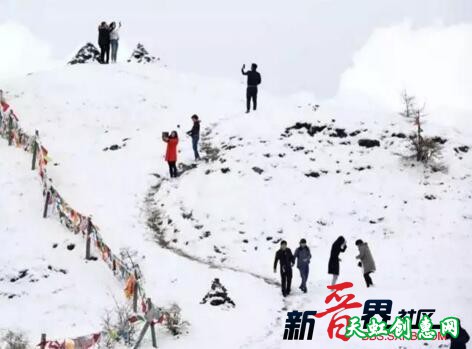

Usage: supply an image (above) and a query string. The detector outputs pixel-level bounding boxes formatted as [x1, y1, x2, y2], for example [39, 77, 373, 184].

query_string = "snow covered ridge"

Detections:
[0, 103, 184, 345]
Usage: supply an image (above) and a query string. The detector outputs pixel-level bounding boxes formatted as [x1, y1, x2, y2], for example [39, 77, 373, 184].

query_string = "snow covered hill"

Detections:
[1, 62, 471, 349]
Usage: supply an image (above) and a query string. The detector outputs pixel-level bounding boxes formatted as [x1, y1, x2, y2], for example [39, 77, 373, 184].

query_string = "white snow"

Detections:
[0, 144, 121, 341]
[1, 61, 471, 349]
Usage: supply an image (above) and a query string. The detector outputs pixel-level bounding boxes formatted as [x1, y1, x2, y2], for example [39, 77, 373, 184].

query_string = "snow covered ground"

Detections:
[0, 144, 122, 342]
[1, 62, 471, 349]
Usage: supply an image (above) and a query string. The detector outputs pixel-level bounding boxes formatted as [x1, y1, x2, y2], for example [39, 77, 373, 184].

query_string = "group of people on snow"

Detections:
[162, 114, 201, 178]
[160, 64, 261, 178]
[274, 237, 376, 297]
[98, 21, 122, 64]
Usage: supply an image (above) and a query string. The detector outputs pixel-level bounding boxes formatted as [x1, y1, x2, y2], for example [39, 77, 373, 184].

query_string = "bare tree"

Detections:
[400, 91, 442, 164]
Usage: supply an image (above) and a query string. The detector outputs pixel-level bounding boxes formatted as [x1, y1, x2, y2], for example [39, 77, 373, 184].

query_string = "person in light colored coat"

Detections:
[294, 238, 311, 293]
[109, 21, 122, 63]
[355, 239, 376, 287]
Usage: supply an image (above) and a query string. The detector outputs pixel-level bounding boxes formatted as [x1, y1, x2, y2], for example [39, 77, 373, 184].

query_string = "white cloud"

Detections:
[0, 21, 56, 79]
[336, 22, 472, 119]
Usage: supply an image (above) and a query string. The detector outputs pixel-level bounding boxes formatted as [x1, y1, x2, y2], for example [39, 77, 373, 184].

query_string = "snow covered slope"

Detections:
[1, 62, 471, 348]
[0, 144, 121, 342]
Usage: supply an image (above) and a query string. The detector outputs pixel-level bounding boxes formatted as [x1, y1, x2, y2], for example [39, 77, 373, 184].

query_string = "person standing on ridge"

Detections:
[98, 22, 111, 64]
[163, 131, 179, 178]
[241, 63, 261, 113]
[186, 114, 201, 160]
[109, 21, 122, 63]
[328, 236, 347, 285]
[274, 240, 294, 297]
[294, 238, 311, 293]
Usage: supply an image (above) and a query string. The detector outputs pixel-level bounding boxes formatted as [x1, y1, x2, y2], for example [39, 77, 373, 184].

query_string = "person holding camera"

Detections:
[98, 22, 111, 64]
[355, 239, 376, 287]
[186, 114, 201, 160]
[109, 21, 122, 63]
[241, 63, 261, 114]
[162, 131, 179, 178]
[328, 236, 347, 285]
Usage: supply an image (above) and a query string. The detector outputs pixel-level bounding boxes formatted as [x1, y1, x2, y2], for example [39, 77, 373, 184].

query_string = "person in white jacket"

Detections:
[109, 22, 121, 63]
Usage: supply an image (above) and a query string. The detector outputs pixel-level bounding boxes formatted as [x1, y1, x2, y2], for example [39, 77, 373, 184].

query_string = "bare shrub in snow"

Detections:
[160, 304, 189, 336]
[1, 330, 29, 349]
[99, 303, 137, 348]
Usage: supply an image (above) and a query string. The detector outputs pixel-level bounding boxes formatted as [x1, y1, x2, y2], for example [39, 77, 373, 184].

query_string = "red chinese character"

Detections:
[315, 282, 362, 341]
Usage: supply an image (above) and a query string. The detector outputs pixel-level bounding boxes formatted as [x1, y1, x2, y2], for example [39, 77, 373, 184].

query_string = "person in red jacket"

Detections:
[163, 131, 179, 177]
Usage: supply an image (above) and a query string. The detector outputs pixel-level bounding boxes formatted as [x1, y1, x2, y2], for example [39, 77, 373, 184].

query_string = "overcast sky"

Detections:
[0, 0, 471, 98]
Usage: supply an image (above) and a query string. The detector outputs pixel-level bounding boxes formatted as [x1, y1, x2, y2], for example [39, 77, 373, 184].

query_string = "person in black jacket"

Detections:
[447, 326, 470, 349]
[328, 236, 347, 285]
[241, 63, 261, 113]
[186, 114, 201, 160]
[274, 240, 294, 297]
[98, 22, 111, 64]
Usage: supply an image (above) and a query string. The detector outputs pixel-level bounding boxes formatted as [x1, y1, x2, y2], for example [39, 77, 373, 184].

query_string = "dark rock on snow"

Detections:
[330, 128, 348, 138]
[358, 139, 380, 148]
[305, 171, 320, 178]
[431, 136, 447, 145]
[454, 146, 469, 153]
[252, 167, 264, 175]
[284, 122, 326, 137]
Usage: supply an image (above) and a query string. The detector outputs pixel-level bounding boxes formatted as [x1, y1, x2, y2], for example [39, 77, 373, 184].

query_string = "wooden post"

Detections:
[7, 114, 13, 146]
[150, 323, 157, 348]
[133, 280, 138, 313]
[85, 217, 92, 260]
[133, 322, 150, 349]
[31, 130, 39, 170]
[42, 191, 50, 218]
[40, 333, 47, 349]
[133, 298, 158, 349]
[148, 298, 157, 348]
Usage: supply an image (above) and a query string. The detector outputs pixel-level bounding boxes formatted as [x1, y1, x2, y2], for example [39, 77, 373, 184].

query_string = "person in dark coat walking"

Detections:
[447, 326, 470, 349]
[98, 22, 111, 64]
[355, 239, 376, 287]
[328, 236, 347, 285]
[294, 238, 311, 293]
[163, 131, 179, 178]
[274, 240, 294, 297]
[186, 114, 201, 160]
[241, 63, 261, 113]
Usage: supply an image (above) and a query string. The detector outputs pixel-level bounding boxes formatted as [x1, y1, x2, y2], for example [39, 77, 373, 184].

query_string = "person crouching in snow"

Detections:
[355, 239, 376, 287]
[163, 131, 179, 178]
[186, 114, 200, 160]
[294, 238, 311, 293]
